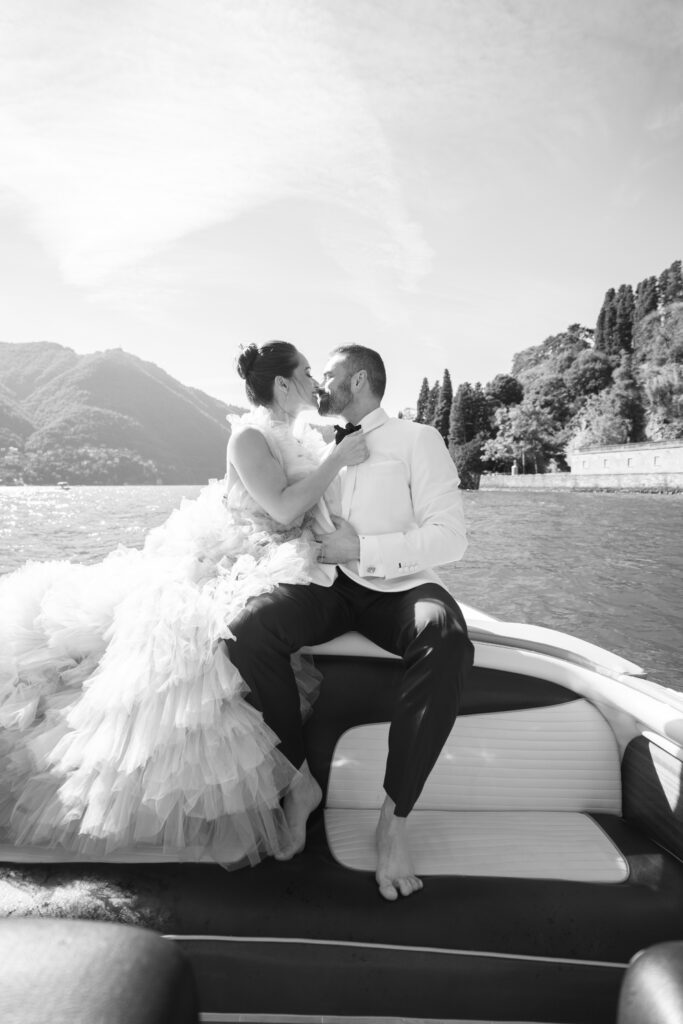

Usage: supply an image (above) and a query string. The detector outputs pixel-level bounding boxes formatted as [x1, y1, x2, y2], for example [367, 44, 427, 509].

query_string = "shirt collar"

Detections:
[357, 407, 389, 434]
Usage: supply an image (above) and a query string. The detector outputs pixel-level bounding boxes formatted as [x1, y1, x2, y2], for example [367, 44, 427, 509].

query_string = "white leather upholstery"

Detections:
[325, 809, 629, 882]
[325, 700, 626, 882]
[326, 700, 622, 814]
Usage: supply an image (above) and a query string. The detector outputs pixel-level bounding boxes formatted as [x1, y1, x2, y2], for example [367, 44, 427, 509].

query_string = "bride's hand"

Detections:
[334, 432, 369, 467]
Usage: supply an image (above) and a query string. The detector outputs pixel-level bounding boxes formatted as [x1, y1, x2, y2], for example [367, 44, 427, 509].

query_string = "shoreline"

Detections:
[479, 471, 683, 495]
[478, 483, 682, 495]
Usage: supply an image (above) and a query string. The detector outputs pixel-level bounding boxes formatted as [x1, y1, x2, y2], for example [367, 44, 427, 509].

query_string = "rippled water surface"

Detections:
[1, 485, 681, 691]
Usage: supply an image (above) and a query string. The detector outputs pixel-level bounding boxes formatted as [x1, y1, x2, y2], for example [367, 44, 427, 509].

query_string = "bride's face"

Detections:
[284, 352, 319, 412]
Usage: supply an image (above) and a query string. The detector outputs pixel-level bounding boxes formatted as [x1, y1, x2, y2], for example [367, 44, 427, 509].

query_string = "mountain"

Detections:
[0, 342, 244, 484]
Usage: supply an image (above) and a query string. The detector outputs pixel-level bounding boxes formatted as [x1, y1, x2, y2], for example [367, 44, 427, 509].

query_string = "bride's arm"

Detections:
[228, 427, 366, 527]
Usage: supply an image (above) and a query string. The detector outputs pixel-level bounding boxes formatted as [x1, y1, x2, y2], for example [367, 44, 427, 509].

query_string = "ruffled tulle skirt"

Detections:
[0, 480, 322, 866]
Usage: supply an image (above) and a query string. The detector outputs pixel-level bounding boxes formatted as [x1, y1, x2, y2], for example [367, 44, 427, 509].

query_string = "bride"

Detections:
[0, 341, 367, 867]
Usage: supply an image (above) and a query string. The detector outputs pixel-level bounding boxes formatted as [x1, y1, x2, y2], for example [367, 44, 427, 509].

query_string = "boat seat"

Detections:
[325, 700, 629, 882]
[0, 919, 199, 1023]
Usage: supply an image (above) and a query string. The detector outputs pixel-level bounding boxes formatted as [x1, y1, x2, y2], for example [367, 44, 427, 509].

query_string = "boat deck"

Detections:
[1, 642, 683, 1022]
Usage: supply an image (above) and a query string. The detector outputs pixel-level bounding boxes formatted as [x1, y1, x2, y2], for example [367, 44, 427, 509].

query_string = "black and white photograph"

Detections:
[1, 2, 682, 1021]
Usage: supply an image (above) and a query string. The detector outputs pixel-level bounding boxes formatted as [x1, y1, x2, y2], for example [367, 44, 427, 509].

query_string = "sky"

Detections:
[1, 0, 682, 415]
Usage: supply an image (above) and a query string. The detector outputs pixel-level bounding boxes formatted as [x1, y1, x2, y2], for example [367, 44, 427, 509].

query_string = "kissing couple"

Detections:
[0, 342, 474, 901]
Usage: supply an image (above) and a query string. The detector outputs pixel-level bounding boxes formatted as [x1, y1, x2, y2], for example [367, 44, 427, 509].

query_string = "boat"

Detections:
[1, 604, 682, 1023]
[56, 481, 70, 490]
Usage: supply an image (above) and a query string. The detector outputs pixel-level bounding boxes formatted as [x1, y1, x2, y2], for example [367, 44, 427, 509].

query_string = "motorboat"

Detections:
[1, 604, 682, 1024]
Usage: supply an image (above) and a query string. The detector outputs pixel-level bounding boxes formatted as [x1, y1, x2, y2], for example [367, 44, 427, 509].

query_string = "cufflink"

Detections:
[367, 566, 376, 574]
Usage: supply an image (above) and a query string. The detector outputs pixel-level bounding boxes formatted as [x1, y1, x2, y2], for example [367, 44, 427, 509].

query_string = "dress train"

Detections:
[0, 409, 331, 865]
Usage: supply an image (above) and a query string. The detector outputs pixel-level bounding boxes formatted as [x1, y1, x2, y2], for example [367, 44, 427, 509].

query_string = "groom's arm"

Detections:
[356, 426, 467, 580]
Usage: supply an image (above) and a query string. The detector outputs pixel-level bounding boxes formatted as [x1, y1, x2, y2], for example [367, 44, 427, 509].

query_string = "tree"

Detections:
[669, 260, 683, 303]
[450, 438, 485, 490]
[615, 284, 635, 354]
[659, 260, 683, 307]
[448, 381, 492, 448]
[594, 289, 617, 355]
[564, 349, 614, 401]
[415, 377, 430, 423]
[480, 407, 519, 470]
[523, 374, 572, 427]
[426, 381, 440, 425]
[634, 303, 683, 439]
[471, 382, 491, 437]
[485, 373, 523, 409]
[448, 383, 471, 446]
[433, 369, 453, 443]
[481, 402, 558, 473]
[634, 276, 658, 324]
[611, 353, 646, 441]
[511, 325, 591, 382]
[568, 390, 632, 448]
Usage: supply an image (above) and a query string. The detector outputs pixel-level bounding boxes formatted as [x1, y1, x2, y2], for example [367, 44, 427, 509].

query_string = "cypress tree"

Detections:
[471, 382, 491, 437]
[665, 260, 683, 303]
[449, 383, 473, 446]
[615, 284, 635, 353]
[595, 288, 616, 353]
[415, 377, 430, 423]
[658, 266, 671, 307]
[656, 260, 683, 307]
[434, 369, 453, 442]
[426, 381, 440, 425]
[634, 276, 658, 322]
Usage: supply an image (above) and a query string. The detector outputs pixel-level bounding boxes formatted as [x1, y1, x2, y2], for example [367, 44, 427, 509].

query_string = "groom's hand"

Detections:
[315, 516, 360, 564]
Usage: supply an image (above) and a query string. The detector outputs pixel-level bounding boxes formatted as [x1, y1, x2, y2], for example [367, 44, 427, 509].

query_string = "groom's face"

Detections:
[317, 355, 353, 417]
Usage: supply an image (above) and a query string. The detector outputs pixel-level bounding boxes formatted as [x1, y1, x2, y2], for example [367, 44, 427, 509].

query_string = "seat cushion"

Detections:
[325, 700, 625, 883]
[326, 700, 622, 813]
[325, 808, 630, 882]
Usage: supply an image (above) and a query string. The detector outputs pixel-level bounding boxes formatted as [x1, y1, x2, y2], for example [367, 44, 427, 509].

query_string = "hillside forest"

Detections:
[1, 258, 681, 486]
[414, 259, 683, 487]
[0, 345, 241, 485]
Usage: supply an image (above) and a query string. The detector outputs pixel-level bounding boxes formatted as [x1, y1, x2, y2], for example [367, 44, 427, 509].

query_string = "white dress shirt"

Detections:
[324, 407, 468, 593]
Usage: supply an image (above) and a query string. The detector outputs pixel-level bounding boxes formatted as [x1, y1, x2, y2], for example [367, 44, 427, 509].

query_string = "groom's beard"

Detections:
[317, 382, 352, 417]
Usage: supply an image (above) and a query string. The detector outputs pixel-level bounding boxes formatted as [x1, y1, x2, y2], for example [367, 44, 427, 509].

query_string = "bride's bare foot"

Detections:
[274, 763, 322, 861]
[375, 797, 423, 901]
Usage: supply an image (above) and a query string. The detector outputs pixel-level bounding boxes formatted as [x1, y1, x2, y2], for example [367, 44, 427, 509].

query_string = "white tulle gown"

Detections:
[0, 409, 334, 867]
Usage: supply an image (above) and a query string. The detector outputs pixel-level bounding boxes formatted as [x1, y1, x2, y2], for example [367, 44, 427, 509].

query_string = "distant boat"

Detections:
[56, 481, 70, 490]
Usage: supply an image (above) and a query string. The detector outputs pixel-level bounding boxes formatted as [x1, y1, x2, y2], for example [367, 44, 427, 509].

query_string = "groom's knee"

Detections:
[411, 598, 474, 678]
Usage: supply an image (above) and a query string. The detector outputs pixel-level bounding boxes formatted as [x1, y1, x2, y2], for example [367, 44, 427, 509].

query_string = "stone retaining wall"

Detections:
[479, 472, 683, 492]
[568, 440, 683, 475]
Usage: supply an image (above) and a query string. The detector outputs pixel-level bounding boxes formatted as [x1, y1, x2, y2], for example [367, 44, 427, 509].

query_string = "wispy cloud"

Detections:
[0, 0, 430, 289]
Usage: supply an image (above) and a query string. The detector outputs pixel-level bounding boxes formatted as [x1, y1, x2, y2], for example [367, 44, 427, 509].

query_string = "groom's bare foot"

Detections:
[274, 763, 322, 861]
[375, 797, 423, 901]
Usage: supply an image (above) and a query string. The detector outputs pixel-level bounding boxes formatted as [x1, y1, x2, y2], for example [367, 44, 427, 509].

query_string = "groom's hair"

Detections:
[332, 345, 386, 399]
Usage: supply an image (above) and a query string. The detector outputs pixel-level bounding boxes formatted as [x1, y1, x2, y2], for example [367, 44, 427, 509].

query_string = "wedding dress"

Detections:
[0, 408, 334, 866]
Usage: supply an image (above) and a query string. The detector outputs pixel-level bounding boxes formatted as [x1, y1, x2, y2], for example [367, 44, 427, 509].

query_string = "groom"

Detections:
[227, 345, 473, 900]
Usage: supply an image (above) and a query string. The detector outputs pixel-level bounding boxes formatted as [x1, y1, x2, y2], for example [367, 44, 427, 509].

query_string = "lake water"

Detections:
[1, 485, 681, 692]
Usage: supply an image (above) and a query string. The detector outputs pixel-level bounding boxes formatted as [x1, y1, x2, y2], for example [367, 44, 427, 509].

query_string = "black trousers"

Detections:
[226, 571, 474, 817]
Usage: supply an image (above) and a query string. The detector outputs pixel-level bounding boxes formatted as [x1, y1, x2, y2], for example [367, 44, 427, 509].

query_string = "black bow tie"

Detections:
[334, 422, 362, 445]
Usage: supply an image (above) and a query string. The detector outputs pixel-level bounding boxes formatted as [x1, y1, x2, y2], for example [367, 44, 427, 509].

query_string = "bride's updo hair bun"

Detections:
[236, 343, 260, 381]
[236, 341, 300, 407]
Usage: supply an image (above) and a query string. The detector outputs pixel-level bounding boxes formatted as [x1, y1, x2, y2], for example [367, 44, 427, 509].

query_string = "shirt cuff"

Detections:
[358, 535, 384, 578]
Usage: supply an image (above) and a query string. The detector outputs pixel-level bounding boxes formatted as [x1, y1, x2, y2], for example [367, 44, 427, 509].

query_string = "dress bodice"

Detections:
[225, 408, 334, 538]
